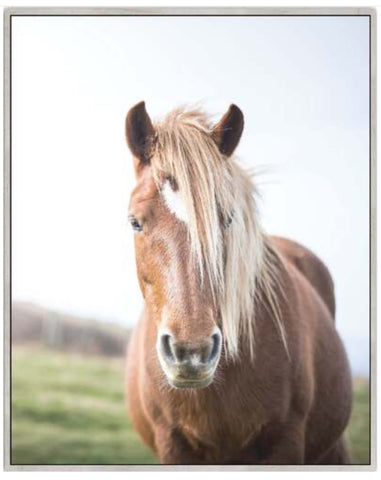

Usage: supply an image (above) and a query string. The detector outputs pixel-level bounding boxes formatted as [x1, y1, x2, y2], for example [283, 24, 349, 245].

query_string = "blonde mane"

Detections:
[150, 107, 288, 359]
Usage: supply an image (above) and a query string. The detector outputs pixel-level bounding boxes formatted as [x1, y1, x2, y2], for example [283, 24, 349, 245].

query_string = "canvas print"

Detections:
[7, 12, 372, 467]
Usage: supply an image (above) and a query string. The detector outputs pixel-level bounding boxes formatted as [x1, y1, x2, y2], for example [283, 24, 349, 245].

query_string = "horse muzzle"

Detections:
[156, 329, 222, 389]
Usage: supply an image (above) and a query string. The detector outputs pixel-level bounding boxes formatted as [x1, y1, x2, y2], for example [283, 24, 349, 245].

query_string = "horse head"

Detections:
[125, 101, 245, 389]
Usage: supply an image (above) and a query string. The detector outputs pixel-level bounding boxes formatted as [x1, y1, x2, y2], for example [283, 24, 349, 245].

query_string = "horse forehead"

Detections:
[130, 169, 158, 208]
[131, 172, 190, 226]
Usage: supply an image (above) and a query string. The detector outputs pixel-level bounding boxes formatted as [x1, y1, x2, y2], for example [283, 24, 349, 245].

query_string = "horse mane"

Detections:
[150, 106, 288, 360]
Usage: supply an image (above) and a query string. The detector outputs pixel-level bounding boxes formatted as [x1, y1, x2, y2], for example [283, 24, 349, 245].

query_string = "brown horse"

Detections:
[124, 101, 352, 465]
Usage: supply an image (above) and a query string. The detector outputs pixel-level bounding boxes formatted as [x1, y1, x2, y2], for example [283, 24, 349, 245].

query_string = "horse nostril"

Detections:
[159, 334, 190, 364]
[160, 334, 175, 362]
[209, 332, 221, 363]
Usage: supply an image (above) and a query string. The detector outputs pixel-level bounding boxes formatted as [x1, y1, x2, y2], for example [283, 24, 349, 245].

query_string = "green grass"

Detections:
[345, 378, 370, 464]
[11, 347, 157, 465]
[11, 346, 370, 465]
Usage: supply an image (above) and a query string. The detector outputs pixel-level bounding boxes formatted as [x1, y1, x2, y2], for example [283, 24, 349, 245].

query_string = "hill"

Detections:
[12, 302, 130, 357]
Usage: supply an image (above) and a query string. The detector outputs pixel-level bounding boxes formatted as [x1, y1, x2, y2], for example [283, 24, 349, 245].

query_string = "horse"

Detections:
[124, 101, 352, 465]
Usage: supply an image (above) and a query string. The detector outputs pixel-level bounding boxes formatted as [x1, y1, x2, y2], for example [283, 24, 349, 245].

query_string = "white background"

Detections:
[11, 14, 369, 379]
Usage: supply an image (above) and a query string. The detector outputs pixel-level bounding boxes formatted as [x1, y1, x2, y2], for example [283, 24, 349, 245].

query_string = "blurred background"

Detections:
[11, 15, 370, 464]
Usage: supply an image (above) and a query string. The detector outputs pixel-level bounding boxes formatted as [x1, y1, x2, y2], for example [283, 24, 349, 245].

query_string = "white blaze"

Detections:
[161, 181, 189, 224]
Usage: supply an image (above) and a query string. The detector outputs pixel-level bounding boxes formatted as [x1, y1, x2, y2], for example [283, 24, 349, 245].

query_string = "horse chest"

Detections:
[175, 399, 260, 459]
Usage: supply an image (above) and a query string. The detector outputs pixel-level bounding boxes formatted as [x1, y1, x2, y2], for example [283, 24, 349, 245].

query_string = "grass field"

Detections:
[11, 346, 370, 465]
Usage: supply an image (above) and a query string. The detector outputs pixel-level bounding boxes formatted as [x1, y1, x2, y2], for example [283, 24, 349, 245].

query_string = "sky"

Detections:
[11, 15, 370, 375]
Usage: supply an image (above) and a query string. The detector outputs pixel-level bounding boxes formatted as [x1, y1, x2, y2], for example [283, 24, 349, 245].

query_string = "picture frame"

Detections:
[3, 6, 377, 471]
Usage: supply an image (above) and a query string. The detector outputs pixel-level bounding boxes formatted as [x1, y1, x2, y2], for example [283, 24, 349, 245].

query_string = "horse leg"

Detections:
[242, 417, 306, 465]
[318, 437, 350, 465]
[154, 425, 208, 464]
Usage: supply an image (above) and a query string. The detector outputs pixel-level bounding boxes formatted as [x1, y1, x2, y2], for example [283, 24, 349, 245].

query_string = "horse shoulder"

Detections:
[270, 236, 336, 319]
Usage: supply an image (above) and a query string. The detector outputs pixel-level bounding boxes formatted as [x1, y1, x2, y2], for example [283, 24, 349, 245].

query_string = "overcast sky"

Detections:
[12, 15, 369, 375]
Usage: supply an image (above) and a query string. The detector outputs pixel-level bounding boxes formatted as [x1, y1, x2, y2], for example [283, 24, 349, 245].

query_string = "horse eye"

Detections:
[128, 215, 143, 232]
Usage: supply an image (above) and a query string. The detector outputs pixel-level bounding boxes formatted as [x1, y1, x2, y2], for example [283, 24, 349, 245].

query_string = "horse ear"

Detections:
[211, 104, 244, 157]
[125, 101, 156, 165]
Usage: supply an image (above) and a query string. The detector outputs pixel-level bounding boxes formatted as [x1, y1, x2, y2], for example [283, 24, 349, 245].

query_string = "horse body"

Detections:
[124, 102, 352, 464]
[126, 236, 351, 464]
